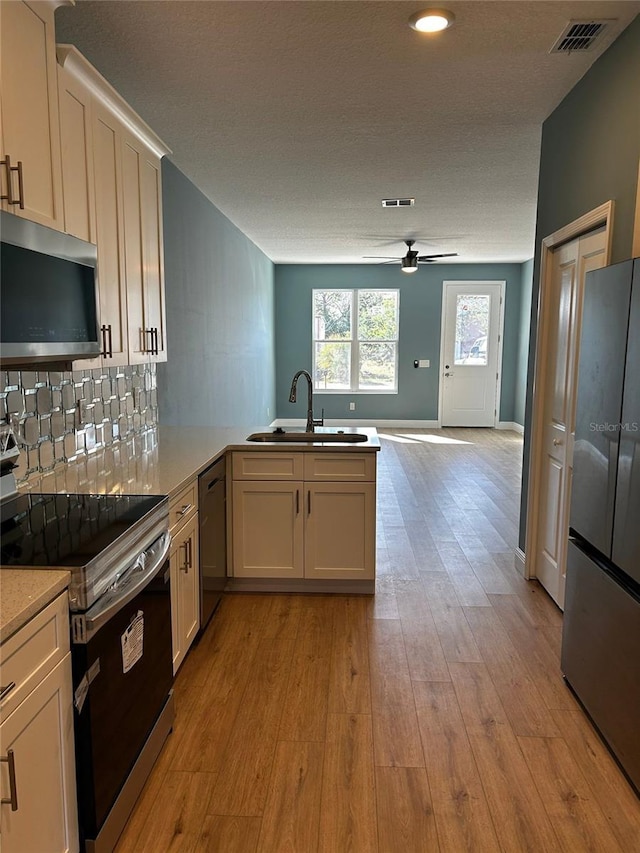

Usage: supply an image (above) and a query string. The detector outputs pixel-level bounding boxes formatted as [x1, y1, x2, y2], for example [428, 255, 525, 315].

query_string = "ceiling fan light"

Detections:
[401, 257, 419, 273]
[409, 9, 455, 32]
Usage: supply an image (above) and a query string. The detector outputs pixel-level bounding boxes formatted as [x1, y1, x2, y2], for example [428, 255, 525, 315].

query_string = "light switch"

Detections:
[418, 359, 430, 368]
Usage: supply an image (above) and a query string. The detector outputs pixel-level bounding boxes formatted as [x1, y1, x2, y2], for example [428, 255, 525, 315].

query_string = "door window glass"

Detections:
[454, 294, 489, 365]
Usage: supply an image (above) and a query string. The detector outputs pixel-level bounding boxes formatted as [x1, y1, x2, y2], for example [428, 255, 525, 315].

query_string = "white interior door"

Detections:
[440, 282, 504, 427]
[535, 229, 607, 608]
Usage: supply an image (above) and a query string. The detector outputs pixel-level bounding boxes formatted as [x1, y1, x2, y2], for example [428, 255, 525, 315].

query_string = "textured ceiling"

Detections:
[56, 1, 640, 264]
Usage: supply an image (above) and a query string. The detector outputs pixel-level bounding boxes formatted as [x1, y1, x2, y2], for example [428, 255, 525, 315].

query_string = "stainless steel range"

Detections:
[1, 462, 174, 852]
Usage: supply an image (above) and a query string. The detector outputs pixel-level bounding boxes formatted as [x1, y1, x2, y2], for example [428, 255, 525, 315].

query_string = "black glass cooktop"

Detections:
[1, 493, 166, 568]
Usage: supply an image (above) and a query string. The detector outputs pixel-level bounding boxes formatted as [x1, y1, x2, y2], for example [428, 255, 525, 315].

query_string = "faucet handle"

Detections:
[313, 408, 325, 427]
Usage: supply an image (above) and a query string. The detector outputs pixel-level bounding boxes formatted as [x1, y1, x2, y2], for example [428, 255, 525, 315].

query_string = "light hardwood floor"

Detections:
[116, 429, 640, 852]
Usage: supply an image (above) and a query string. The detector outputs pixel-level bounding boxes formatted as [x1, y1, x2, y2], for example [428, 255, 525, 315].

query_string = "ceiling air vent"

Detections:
[550, 20, 612, 54]
[381, 198, 415, 208]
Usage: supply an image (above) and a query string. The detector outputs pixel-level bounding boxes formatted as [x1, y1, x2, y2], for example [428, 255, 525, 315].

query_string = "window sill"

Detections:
[315, 389, 398, 395]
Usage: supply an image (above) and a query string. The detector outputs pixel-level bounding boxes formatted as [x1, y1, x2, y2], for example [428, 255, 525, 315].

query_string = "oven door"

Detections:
[71, 538, 173, 843]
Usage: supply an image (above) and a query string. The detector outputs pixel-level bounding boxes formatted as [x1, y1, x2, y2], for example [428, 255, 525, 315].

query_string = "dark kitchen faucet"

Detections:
[288, 369, 324, 432]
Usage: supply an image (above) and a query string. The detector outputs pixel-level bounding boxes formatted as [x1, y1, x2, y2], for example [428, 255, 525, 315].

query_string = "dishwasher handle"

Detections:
[72, 531, 171, 644]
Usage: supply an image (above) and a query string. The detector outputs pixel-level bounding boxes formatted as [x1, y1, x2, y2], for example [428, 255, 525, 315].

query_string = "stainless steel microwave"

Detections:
[0, 211, 100, 367]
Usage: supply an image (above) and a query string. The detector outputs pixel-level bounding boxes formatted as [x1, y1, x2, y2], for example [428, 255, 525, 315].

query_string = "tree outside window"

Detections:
[312, 289, 399, 392]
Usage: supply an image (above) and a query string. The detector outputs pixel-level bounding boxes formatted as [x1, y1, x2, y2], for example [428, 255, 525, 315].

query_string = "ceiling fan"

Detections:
[364, 240, 457, 273]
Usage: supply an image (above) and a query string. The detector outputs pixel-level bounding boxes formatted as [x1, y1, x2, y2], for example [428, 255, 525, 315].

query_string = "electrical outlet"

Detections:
[349, 402, 356, 411]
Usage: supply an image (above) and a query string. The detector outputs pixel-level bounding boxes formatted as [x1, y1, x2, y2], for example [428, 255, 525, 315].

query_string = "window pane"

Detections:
[359, 342, 397, 390]
[358, 290, 398, 340]
[314, 342, 351, 389]
[454, 294, 489, 365]
[313, 291, 351, 341]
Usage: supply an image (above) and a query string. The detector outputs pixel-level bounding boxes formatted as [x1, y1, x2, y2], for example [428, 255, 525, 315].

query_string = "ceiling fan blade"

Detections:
[363, 255, 401, 260]
[416, 253, 458, 261]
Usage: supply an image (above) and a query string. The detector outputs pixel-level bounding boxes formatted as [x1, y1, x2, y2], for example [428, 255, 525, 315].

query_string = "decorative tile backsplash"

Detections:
[0, 364, 158, 483]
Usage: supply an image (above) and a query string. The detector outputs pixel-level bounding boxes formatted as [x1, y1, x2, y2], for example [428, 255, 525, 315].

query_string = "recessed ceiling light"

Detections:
[409, 9, 455, 33]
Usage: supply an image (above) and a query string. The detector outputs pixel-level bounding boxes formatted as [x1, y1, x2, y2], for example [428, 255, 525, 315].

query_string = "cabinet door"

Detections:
[92, 102, 129, 366]
[122, 131, 167, 364]
[0, 0, 64, 230]
[121, 130, 147, 364]
[0, 653, 78, 853]
[170, 514, 200, 674]
[140, 151, 167, 362]
[178, 514, 200, 661]
[57, 62, 96, 244]
[304, 482, 376, 580]
[232, 481, 304, 578]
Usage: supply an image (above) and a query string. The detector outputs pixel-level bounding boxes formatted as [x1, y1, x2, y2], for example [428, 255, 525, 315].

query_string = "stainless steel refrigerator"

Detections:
[561, 257, 640, 795]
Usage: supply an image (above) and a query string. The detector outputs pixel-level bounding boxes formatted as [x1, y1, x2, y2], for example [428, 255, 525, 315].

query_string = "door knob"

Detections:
[444, 372, 454, 377]
[553, 438, 562, 446]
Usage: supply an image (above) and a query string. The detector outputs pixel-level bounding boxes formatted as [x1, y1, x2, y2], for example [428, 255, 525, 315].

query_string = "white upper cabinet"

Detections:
[57, 54, 96, 244]
[0, 0, 65, 230]
[121, 129, 167, 364]
[55, 44, 171, 366]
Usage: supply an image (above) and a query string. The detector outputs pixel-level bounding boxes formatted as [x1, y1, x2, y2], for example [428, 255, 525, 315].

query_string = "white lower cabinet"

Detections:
[169, 489, 200, 674]
[231, 452, 376, 581]
[304, 481, 376, 580]
[0, 595, 79, 853]
[232, 481, 304, 578]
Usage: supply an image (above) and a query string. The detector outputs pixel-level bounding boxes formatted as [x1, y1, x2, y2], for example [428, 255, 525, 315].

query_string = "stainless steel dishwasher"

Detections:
[198, 455, 227, 630]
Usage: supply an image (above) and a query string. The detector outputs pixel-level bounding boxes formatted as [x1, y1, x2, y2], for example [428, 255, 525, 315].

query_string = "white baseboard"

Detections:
[274, 418, 525, 432]
[497, 421, 524, 433]
[272, 418, 441, 428]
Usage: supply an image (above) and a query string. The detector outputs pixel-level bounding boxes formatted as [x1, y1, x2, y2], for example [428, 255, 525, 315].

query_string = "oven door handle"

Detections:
[72, 531, 172, 644]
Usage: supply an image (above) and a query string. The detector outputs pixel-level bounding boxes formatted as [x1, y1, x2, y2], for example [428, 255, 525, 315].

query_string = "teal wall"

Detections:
[514, 259, 533, 427]
[275, 262, 525, 423]
[158, 159, 275, 426]
[519, 17, 640, 547]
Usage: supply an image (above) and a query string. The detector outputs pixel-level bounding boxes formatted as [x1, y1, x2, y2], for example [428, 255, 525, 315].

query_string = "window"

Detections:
[312, 289, 399, 392]
[453, 294, 490, 365]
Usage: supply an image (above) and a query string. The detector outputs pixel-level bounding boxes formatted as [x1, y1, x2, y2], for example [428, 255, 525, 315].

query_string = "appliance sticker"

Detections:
[121, 610, 144, 673]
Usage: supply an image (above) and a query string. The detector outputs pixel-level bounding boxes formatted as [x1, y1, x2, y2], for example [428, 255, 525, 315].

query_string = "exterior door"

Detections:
[440, 281, 504, 426]
[535, 229, 607, 608]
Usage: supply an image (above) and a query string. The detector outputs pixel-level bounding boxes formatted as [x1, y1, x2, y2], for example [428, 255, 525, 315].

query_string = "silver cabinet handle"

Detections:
[0, 749, 18, 811]
[180, 541, 189, 572]
[178, 504, 193, 517]
[187, 536, 193, 569]
[0, 682, 16, 702]
[553, 438, 562, 446]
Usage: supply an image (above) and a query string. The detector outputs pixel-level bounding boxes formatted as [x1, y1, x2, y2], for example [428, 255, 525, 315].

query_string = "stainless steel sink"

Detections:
[246, 430, 368, 443]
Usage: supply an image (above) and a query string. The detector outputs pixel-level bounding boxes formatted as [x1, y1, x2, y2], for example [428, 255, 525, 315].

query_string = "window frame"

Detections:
[312, 288, 400, 394]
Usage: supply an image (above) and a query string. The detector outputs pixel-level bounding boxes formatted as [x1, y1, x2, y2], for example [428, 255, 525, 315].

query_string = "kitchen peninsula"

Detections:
[20, 424, 381, 593]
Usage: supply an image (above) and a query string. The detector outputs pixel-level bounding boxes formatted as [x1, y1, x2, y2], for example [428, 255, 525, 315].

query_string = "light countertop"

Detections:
[20, 425, 380, 499]
[0, 569, 70, 643]
[3, 425, 378, 638]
